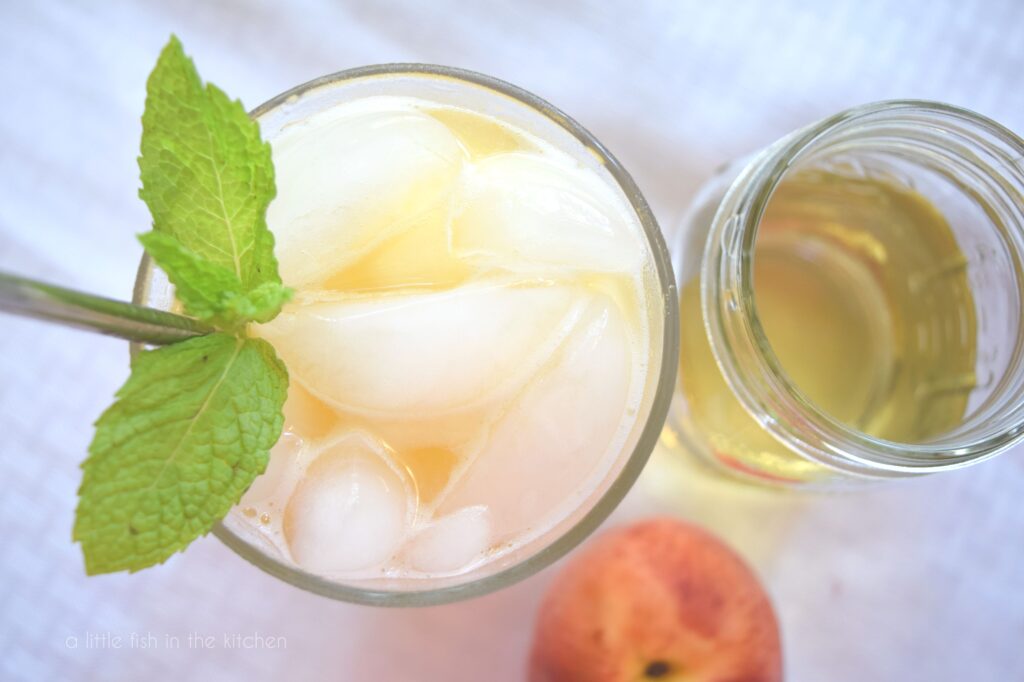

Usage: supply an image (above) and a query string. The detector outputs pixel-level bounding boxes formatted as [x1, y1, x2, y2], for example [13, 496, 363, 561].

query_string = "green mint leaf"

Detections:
[232, 281, 294, 324]
[74, 333, 288, 574]
[138, 231, 291, 328]
[138, 35, 281, 293]
[75, 36, 294, 575]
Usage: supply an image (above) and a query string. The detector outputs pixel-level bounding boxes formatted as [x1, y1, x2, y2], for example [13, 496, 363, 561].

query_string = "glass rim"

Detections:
[702, 99, 1024, 477]
[133, 62, 680, 605]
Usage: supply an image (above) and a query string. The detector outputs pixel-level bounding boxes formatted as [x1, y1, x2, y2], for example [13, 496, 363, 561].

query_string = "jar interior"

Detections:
[749, 113, 1024, 453]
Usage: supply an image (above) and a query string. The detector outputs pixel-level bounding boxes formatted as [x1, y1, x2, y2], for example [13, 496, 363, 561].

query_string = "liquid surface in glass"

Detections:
[222, 95, 654, 581]
[678, 169, 978, 482]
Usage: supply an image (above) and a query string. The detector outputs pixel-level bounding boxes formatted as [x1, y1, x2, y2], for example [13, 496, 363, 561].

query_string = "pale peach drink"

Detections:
[220, 91, 658, 586]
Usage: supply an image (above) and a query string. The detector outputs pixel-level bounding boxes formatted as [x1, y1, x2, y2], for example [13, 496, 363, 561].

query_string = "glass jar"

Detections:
[134, 64, 679, 604]
[666, 101, 1024, 486]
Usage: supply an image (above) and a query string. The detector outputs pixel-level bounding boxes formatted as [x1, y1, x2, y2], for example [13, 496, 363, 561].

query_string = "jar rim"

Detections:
[702, 99, 1024, 477]
[133, 63, 680, 605]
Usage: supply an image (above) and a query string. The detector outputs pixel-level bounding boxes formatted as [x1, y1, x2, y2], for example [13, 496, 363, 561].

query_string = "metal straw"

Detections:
[0, 271, 211, 345]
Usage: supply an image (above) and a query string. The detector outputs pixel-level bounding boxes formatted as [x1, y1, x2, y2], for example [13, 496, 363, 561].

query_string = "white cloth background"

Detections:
[1, 1, 1023, 680]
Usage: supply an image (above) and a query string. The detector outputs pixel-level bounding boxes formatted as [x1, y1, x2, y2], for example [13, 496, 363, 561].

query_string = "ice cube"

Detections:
[268, 101, 467, 288]
[283, 431, 411, 573]
[241, 429, 304, 505]
[402, 506, 491, 574]
[450, 152, 644, 274]
[258, 282, 587, 417]
[437, 295, 634, 540]
[238, 381, 341, 508]
[227, 427, 306, 559]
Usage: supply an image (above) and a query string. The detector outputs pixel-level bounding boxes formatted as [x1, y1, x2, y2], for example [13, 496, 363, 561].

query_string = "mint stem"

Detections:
[0, 271, 213, 345]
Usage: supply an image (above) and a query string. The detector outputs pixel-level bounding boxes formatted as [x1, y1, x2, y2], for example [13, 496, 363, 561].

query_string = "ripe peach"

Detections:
[529, 518, 782, 681]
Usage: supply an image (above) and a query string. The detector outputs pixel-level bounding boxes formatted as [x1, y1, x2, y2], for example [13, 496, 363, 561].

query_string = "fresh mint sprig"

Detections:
[137, 34, 290, 327]
[72, 36, 291, 574]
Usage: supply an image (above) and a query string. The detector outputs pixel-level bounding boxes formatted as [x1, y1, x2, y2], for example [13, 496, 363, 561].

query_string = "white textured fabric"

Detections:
[2, 2, 1023, 680]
